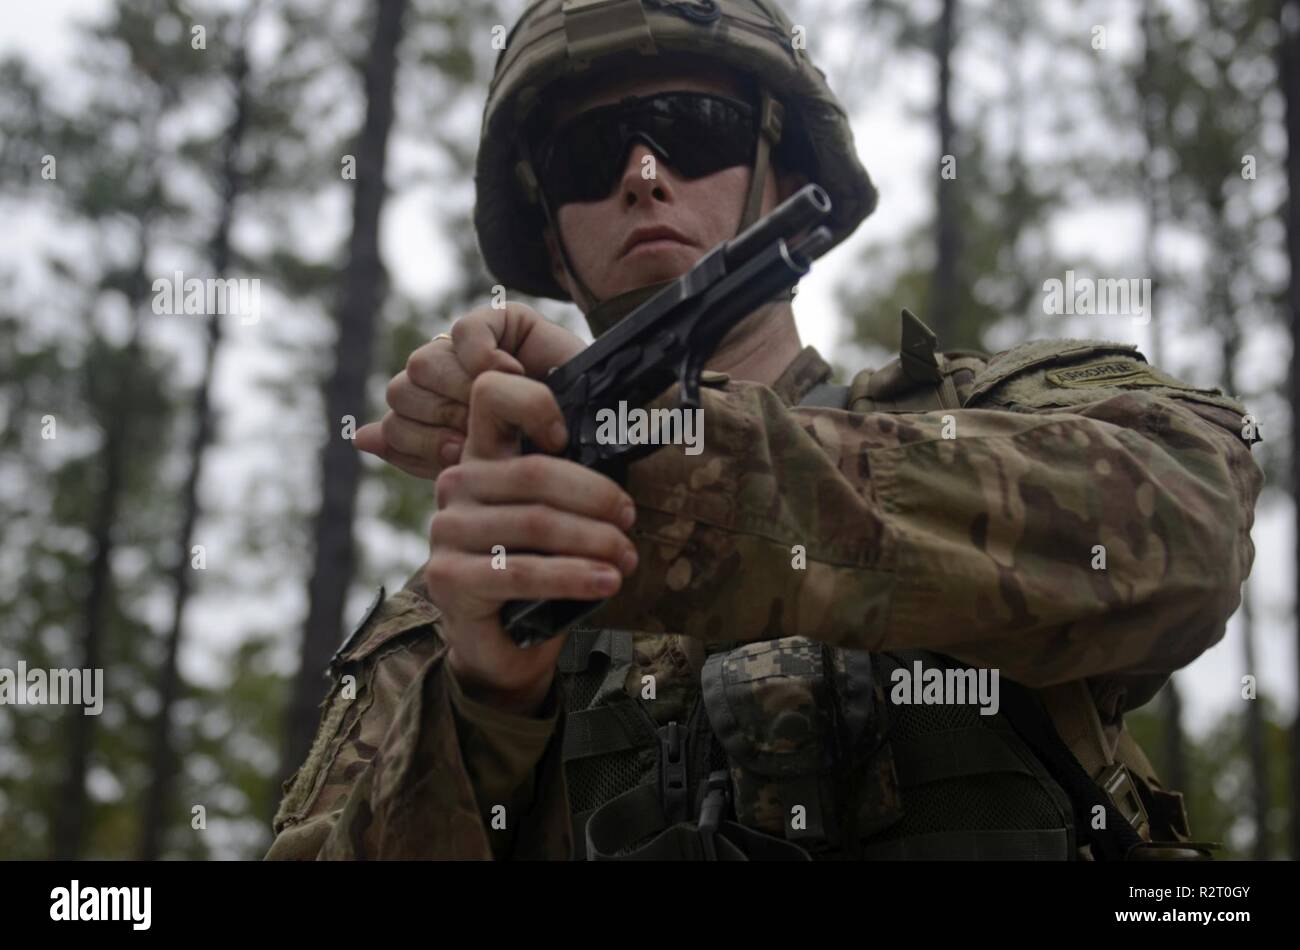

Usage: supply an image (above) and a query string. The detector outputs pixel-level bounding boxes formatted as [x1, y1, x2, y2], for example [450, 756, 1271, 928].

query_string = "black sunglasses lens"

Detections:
[536, 94, 757, 206]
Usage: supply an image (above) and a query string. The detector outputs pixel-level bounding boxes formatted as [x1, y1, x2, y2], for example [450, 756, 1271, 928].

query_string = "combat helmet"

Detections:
[474, 0, 878, 332]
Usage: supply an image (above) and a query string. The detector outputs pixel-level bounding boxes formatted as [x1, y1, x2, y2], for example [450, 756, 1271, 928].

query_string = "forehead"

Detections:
[550, 58, 750, 125]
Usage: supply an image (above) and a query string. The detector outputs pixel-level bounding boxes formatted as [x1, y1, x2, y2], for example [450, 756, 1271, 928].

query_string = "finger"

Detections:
[425, 553, 623, 605]
[454, 303, 586, 380]
[354, 421, 387, 457]
[405, 337, 474, 405]
[356, 421, 444, 478]
[430, 504, 638, 572]
[387, 370, 469, 431]
[464, 371, 568, 461]
[436, 457, 636, 528]
[454, 307, 529, 379]
[381, 410, 464, 464]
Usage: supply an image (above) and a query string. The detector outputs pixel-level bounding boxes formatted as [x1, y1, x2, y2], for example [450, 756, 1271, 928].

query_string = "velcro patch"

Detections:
[1046, 359, 1193, 391]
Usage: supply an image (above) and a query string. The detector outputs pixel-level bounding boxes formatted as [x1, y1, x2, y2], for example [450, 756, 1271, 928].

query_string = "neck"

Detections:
[705, 299, 802, 387]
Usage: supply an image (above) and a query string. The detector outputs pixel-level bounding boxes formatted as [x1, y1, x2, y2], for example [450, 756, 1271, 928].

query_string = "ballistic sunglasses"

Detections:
[530, 91, 759, 206]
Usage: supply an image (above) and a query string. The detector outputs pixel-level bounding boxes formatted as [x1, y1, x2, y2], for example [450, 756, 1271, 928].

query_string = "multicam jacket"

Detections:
[265, 327, 1262, 861]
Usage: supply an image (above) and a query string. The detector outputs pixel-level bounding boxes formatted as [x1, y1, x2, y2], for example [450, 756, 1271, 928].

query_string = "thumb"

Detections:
[354, 421, 388, 458]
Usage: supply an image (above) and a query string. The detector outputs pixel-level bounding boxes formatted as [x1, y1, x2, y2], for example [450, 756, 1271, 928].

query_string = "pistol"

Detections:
[503, 183, 834, 646]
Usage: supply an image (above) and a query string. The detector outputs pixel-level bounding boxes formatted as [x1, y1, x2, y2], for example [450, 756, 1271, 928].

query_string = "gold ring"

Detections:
[433, 332, 453, 343]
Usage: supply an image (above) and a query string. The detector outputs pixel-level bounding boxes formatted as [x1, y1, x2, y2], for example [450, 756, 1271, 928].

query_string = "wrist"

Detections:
[447, 654, 554, 718]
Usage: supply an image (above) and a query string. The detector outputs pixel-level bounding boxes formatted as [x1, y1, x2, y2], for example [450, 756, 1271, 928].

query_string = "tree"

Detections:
[281, 0, 410, 789]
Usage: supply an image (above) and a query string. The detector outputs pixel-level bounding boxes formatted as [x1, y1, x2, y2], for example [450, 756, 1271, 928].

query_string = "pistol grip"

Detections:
[501, 596, 607, 647]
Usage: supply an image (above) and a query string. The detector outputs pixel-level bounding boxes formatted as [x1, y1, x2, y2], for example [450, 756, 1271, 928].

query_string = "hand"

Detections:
[424, 369, 638, 716]
[355, 303, 586, 478]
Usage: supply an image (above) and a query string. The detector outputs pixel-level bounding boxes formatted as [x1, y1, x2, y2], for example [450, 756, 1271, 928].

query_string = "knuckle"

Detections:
[513, 454, 552, 490]
[435, 466, 464, 507]
[405, 346, 431, 379]
[517, 506, 549, 542]
[423, 553, 456, 602]
[385, 373, 405, 406]
[469, 370, 501, 400]
[427, 510, 454, 547]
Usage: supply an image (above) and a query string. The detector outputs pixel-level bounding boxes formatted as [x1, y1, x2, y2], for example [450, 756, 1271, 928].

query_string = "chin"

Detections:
[608, 247, 700, 294]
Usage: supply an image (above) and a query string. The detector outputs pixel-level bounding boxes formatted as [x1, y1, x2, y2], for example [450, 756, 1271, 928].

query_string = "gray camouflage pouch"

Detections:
[701, 637, 902, 853]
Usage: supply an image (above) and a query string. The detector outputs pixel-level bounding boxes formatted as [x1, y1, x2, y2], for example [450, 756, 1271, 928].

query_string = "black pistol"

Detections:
[502, 183, 834, 646]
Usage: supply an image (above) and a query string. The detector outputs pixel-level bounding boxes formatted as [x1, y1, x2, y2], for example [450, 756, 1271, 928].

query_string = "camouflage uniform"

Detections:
[266, 331, 1261, 859]
[266, 0, 1262, 860]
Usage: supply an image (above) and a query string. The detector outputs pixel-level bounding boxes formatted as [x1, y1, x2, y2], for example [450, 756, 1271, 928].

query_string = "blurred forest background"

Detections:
[0, 0, 1296, 859]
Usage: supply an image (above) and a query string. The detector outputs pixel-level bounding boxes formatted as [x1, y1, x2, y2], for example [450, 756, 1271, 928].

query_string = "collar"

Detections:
[769, 345, 834, 408]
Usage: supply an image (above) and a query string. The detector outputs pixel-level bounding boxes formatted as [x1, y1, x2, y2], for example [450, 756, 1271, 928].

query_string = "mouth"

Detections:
[620, 226, 694, 259]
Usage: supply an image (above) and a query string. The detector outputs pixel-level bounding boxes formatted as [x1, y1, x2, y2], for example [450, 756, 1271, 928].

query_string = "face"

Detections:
[542, 66, 801, 307]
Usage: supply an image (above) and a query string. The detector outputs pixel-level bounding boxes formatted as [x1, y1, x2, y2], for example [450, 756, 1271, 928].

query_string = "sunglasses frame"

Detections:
[528, 90, 761, 207]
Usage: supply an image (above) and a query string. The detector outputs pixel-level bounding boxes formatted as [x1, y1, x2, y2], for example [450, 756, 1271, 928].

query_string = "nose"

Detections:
[617, 141, 673, 208]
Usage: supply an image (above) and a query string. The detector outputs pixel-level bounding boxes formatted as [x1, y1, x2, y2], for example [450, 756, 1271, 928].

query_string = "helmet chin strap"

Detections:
[541, 87, 786, 339]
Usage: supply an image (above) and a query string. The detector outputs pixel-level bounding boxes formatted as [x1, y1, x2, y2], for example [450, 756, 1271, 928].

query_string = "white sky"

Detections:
[0, 0, 1293, 762]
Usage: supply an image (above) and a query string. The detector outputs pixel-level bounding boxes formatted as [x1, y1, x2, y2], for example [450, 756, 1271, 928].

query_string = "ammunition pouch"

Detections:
[700, 637, 902, 854]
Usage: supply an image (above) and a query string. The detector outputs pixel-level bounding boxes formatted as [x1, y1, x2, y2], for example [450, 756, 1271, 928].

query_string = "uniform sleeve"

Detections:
[589, 343, 1263, 691]
[315, 651, 571, 860]
[265, 573, 572, 860]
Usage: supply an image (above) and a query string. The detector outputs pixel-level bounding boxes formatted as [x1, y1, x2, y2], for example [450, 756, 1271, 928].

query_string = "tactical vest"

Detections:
[558, 311, 1204, 861]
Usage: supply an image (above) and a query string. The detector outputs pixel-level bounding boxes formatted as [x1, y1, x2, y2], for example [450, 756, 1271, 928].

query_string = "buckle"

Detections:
[1099, 763, 1149, 836]
[658, 721, 688, 824]
[696, 770, 730, 861]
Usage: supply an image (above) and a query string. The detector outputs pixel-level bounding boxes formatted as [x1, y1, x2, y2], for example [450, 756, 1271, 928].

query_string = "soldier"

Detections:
[266, 0, 1262, 861]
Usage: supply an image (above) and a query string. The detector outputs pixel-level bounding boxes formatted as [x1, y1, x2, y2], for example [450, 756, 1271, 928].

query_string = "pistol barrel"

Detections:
[724, 183, 831, 269]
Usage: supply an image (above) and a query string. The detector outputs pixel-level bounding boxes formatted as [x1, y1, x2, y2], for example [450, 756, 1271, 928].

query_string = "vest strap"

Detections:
[562, 704, 644, 761]
[798, 381, 851, 410]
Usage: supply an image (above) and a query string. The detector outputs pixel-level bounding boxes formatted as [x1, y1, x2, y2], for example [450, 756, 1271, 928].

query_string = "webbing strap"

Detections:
[890, 726, 1035, 787]
[558, 628, 602, 673]
[861, 829, 1071, 861]
[557, 628, 634, 673]
[798, 381, 851, 410]
[999, 678, 1143, 861]
[737, 89, 784, 232]
[562, 704, 642, 761]
[1038, 680, 1115, 777]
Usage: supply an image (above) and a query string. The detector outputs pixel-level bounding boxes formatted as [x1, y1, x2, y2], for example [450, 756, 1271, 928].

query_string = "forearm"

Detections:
[592, 381, 1260, 687]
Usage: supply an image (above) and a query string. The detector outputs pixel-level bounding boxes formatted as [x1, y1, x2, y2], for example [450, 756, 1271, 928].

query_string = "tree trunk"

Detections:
[138, 48, 251, 862]
[53, 233, 150, 860]
[280, 0, 408, 789]
[1239, 583, 1272, 858]
[930, 0, 960, 347]
[1139, 1, 1164, 369]
[1218, 294, 1272, 860]
[1278, 0, 1300, 862]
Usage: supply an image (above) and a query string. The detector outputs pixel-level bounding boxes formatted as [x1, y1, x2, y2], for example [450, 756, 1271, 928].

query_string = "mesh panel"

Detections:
[887, 690, 989, 740]
[562, 666, 605, 712]
[867, 651, 1071, 846]
[870, 773, 1066, 839]
[566, 749, 656, 815]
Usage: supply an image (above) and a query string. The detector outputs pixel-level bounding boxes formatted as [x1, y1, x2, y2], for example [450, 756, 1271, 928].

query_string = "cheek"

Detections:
[556, 203, 617, 262]
[678, 165, 754, 238]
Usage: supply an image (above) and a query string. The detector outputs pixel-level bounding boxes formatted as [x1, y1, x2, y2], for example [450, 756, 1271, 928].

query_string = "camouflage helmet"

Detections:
[474, 0, 879, 304]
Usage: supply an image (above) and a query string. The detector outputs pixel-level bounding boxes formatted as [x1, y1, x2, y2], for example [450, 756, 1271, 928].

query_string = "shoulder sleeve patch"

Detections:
[966, 339, 1249, 421]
